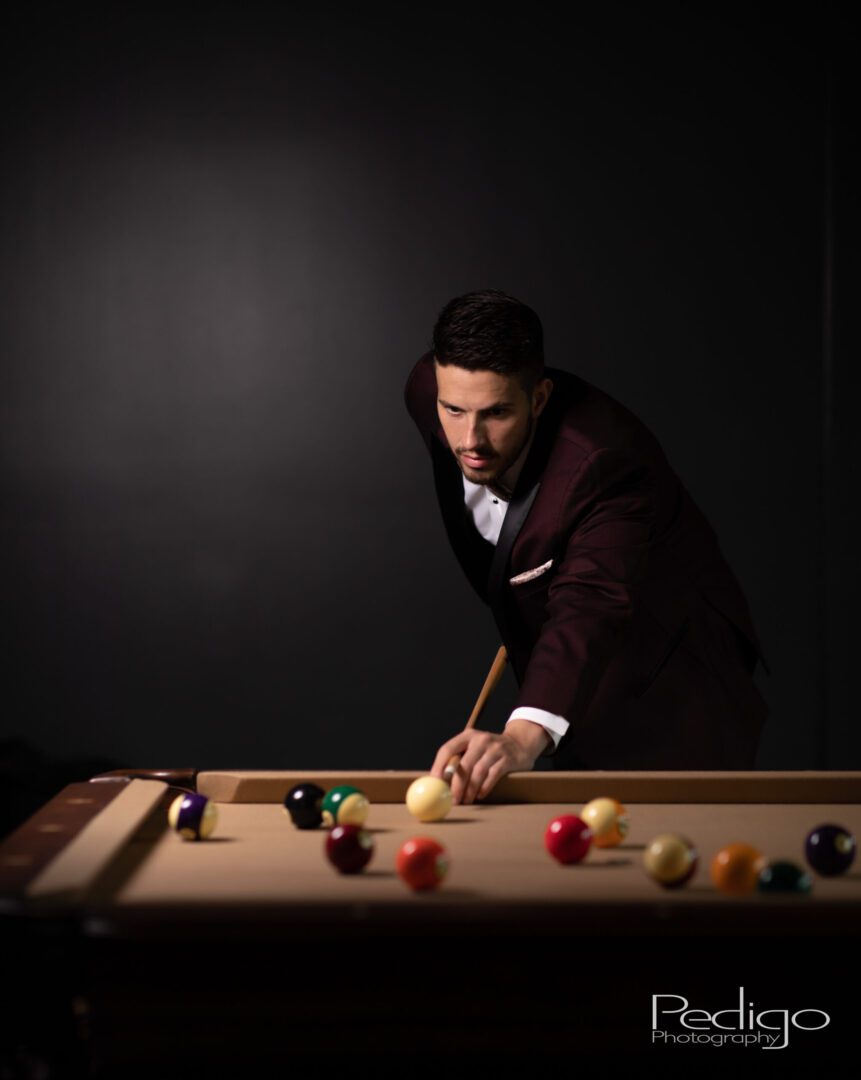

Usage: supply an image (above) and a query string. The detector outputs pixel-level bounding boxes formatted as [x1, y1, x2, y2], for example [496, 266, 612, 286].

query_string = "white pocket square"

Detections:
[509, 558, 554, 585]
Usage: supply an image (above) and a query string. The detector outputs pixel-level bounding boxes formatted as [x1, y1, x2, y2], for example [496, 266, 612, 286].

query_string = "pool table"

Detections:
[2, 768, 860, 1071]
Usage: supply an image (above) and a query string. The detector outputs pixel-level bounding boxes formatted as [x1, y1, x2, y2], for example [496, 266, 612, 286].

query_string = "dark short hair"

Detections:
[431, 289, 545, 396]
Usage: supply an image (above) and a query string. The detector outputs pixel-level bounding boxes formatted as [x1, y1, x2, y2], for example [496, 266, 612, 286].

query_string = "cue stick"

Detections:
[443, 644, 508, 782]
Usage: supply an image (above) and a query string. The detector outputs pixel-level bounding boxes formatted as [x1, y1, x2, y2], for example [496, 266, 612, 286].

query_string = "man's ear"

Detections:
[534, 377, 553, 416]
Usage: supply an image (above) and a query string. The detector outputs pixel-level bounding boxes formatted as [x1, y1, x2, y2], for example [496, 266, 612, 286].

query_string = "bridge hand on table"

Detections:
[429, 721, 552, 805]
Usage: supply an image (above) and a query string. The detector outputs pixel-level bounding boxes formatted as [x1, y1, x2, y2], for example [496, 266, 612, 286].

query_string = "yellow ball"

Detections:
[643, 833, 698, 887]
[580, 797, 629, 848]
[406, 775, 453, 822]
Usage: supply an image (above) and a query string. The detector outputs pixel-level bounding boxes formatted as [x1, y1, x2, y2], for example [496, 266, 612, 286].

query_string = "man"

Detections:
[404, 289, 769, 804]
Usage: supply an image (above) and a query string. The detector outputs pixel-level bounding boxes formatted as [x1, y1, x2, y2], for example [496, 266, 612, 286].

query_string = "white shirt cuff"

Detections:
[505, 707, 570, 753]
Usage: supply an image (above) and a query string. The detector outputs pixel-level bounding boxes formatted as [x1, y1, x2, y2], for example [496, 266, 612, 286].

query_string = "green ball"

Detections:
[322, 785, 369, 828]
[757, 859, 812, 894]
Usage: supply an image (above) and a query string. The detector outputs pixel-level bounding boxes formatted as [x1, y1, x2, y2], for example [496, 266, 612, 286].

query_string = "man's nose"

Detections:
[463, 415, 486, 448]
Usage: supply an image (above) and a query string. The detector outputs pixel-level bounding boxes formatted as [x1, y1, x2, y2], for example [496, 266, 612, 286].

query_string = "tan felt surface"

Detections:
[99, 799, 861, 909]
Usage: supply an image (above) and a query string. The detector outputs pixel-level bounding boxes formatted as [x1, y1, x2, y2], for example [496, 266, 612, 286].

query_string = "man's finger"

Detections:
[477, 757, 508, 801]
[429, 730, 475, 777]
[448, 762, 470, 805]
[457, 736, 501, 804]
[448, 736, 488, 804]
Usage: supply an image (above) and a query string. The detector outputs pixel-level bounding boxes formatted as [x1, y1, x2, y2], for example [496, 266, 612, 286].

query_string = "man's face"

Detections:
[434, 360, 553, 487]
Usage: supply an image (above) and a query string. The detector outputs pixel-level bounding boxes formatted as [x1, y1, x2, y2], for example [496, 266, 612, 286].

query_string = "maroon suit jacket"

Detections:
[404, 351, 770, 769]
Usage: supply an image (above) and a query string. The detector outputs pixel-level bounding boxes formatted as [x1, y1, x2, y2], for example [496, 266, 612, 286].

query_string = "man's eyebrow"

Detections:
[437, 398, 514, 411]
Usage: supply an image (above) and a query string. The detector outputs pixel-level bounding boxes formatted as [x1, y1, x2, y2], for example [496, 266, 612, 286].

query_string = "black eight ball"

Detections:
[284, 783, 326, 829]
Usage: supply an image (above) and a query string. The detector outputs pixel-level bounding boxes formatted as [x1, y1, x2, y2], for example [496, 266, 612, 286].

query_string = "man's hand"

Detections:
[429, 720, 552, 805]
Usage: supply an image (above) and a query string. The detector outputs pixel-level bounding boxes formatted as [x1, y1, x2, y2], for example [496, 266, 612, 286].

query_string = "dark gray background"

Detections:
[2, 3, 858, 809]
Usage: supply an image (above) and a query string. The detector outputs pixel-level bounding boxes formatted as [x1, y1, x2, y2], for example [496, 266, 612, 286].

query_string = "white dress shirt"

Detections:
[460, 438, 570, 754]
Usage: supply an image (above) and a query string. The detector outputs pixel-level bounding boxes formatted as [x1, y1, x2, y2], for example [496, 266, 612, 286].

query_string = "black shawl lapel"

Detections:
[486, 466, 542, 666]
[485, 386, 565, 667]
[431, 437, 495, 604]
[487, 477, 542, 601]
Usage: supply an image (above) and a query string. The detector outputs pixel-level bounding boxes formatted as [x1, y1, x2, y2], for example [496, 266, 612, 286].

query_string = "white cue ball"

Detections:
[405, 775, 453, 822]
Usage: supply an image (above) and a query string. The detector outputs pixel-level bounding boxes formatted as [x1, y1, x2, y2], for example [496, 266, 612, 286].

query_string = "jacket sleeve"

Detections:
[512, 446, 655, 727]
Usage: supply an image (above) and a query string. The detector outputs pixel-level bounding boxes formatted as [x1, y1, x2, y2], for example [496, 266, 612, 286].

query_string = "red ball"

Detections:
[325, 824, 374, 874]
[396, 837, 449, 891]
[545, 814, 592, 864]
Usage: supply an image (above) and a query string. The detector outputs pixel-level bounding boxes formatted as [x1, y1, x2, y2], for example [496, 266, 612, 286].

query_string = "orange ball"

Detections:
[710, 842, 764, 895]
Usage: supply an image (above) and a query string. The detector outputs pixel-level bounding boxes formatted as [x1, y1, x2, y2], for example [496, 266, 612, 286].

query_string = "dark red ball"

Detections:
[545, 814, 592, 864]
[325, 824, 374, 874]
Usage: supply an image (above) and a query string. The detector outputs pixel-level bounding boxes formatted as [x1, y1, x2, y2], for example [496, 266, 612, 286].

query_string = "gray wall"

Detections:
[2, 5, 857, 776]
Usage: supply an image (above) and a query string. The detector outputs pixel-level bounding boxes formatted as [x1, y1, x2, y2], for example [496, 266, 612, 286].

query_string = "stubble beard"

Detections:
[457, 413, 534, 490]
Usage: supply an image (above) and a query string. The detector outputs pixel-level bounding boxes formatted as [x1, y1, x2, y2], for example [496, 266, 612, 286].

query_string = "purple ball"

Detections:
[804, 823, 856, 876]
